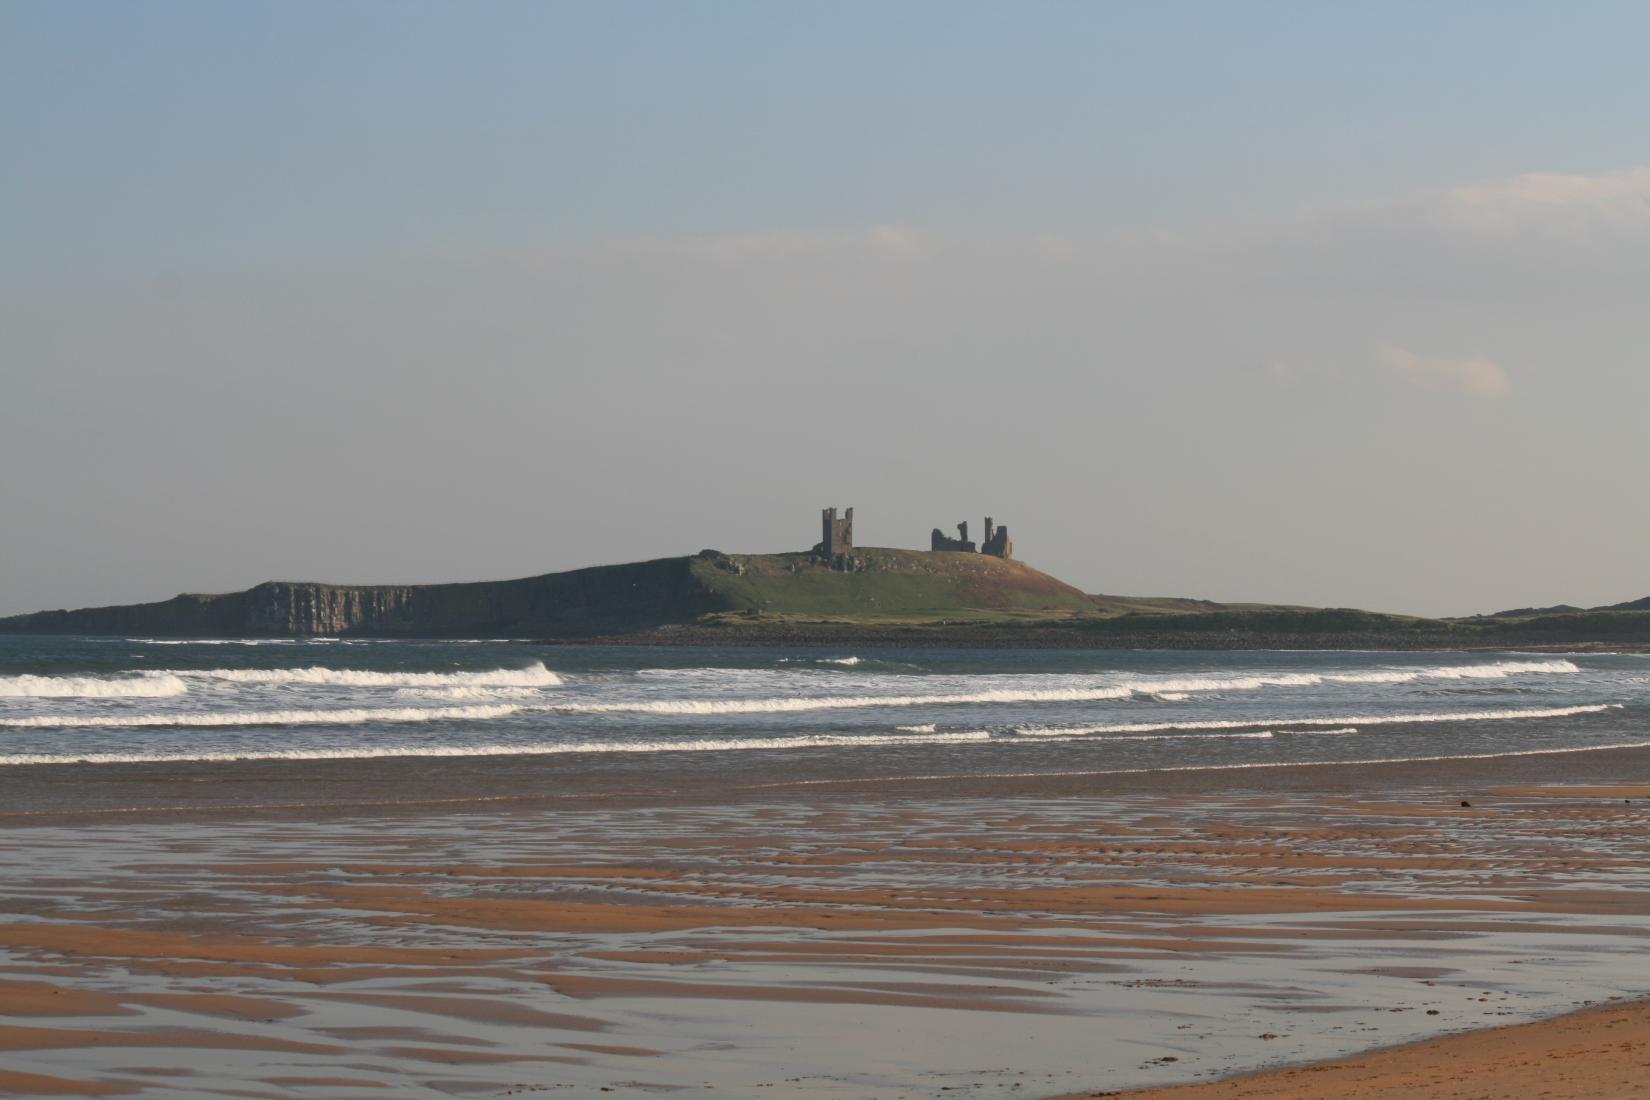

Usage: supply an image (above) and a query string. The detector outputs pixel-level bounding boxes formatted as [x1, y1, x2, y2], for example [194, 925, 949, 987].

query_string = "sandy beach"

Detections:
[1096, 997, 1650, 1099]
[1, 752, 1646, 1097]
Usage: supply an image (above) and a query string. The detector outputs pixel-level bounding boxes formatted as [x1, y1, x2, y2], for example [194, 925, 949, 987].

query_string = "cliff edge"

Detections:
[0, 550, 1095, 638]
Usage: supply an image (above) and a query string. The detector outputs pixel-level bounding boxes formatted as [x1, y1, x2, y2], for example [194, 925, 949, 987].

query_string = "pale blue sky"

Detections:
[4, 2, 1649, 617]
[8, 1, 1647, 276]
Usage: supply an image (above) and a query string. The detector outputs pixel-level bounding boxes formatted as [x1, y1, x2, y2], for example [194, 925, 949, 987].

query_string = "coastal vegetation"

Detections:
[4, 547, 1647, 650]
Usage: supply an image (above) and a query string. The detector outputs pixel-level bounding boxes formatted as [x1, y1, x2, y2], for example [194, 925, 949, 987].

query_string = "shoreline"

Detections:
[5, 739, 1650, 824]
[1090, 995, 1650, 1100]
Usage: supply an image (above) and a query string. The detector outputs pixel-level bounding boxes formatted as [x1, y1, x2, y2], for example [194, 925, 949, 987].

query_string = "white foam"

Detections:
[558, 659, 1583, 716]
[1120, 660, 1580, 695]
[157, 661, 562, 688]
[1126, 730, 1274, 741]
[1016, 729, 1277, 741]
[1320, 659, 1580, 683]
[394, 686, 545, 701]
[897, 724, 938, 733]
[0, 704, 520, 729]
[133, 638, 302, 645]
[1016, 704, 1617, 738]
[1016, 732, 1273, 738]
[1016, 727, 1361, 743]
[821, 656, 863, 666]
[0, 673, 189, 699]
[9, 723, 1633, 771]
[558, 685, 1135, 715]
[0, 729, 997, 766]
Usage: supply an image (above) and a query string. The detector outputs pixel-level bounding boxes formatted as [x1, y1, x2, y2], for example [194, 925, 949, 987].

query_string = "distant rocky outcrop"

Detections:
[0, 558, 726, 638]
[1602, 596, 1650, 612]
[0, 549, 1093, 639]
[1483, 596, 1650, 618]
[1487, 604, 1584, 619]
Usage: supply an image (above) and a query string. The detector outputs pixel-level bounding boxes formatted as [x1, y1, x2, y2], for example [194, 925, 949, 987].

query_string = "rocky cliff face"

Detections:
[0, 558, 725, 638]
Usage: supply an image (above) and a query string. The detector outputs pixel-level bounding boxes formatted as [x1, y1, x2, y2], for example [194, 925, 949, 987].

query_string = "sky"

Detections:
[3, 1, 1648, 619]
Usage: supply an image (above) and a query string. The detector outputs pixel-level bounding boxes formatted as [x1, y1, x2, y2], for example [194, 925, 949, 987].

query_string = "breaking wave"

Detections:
[0, 704, 521, 729]
[133, 638, 304, 646]
[554, 659, 1582, 716]
[394, 686, 545, 701]
[1316, 659, 1580, 683]
[0, 728, 998, 766]
[154, 662, 562, 688]
[1117, 660, 1580, 695]
[557, 684, 1136, 715]
[0, 673, 189, 699]
[1015, 704, 1617, 738]
[1016, 727, 1361, 742]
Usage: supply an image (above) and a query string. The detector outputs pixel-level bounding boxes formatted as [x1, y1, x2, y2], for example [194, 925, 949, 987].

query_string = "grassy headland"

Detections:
[3, 547, 1646, 649]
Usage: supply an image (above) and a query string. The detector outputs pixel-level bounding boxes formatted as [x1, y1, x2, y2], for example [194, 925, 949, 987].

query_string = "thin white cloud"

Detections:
[1248, 164, 1650, 306]
[1319, 165, 1650, 238]
[1445, 167, 1650, 232]
[1376, 344, 1508, 399]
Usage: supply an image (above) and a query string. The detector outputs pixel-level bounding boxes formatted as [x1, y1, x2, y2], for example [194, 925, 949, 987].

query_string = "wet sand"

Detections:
[0, 752, 1646, 1097]
[1096, 997, 1650, 1099]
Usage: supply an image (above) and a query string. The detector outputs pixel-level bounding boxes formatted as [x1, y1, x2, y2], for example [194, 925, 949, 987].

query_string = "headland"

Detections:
[4, 504, 1647, 649]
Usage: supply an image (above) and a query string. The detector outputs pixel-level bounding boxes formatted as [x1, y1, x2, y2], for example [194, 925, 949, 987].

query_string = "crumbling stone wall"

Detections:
[931, 521, 977, 553]
[930, 516, 1014, 559]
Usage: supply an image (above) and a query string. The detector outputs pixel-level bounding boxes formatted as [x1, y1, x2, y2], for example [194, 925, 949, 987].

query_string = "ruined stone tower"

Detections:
[981, 517, 1013, 559]
[819, 506, 854, 557]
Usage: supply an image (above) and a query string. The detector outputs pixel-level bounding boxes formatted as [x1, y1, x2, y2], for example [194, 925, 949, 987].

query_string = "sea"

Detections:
[1, 637, 1646, 801]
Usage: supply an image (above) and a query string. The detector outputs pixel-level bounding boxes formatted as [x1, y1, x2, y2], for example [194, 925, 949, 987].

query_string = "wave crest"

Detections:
[1015, 704, 1616, 738]
[156, 662, 562, 688]
[395, 686, 545, 701]
[0, 673, 189, 699]
[0, 728, 997, 766]
[0, 704, 520, 729]
[558, 684, 1135, 715]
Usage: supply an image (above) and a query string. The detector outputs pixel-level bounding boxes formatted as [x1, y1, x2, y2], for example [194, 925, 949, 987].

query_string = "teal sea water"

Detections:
[1, 638, 1645, 784]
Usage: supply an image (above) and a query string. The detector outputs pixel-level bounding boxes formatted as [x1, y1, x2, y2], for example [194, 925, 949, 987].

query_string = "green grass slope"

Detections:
[687, 548, 1097, 623]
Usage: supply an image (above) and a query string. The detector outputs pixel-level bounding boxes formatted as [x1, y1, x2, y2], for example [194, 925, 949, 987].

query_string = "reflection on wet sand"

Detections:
[0, 782, 1647, 1098]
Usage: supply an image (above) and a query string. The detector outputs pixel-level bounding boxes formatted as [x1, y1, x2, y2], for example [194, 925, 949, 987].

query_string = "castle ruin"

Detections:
[814, 506, 854, 563]
[809, 506, 1013, 563]
[930, 521, 976, 553]
[981, 516, 1013, 559]
[932, 516, 1013, 559]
